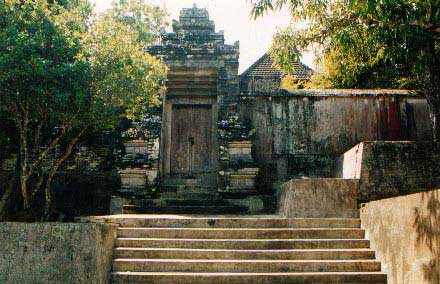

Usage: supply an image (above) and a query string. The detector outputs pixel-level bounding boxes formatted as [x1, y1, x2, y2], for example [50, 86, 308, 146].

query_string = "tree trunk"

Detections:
[0, 177, 15, 220]
[17, 102, 31, 209]
[19, 141, 31, 210]
[42, 127, 88, 221]
[432, 103, 440, 141]
[20, 175, 29, 209]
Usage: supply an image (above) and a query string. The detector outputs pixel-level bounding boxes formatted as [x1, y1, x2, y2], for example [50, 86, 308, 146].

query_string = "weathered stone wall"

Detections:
[339, 141, 440, 203]
[361, 189, 440, 284]
[0, 222, 117, 284]
[240, 90, 432, 180]
[278, 178, 359, 218]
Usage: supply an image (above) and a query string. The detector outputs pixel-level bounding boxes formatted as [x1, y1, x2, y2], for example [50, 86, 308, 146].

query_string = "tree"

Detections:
[0, 0, 166, 219]
[250, 0, 440, 140]
[0, 0, 91, 216]
[102, 0, 168, 47]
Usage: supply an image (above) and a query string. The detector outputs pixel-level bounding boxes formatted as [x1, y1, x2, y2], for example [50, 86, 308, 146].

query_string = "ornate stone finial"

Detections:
[193, 3, 197, 9]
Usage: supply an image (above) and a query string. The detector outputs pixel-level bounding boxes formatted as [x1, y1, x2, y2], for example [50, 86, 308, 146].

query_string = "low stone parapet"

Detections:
[278, 178, 359, 218]
[0, 222, 117, 284]
[360, 188, 440, 284]
[225, 168, 259, 191]
[338, 141, 440, 202]
[119, 169, 147, 191]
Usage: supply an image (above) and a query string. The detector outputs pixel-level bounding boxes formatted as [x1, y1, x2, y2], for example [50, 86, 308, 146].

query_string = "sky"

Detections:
[91, 0, 315, 73]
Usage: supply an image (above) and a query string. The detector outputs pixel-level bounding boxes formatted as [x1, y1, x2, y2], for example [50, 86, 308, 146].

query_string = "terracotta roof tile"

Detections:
[241, 53, 313, 80]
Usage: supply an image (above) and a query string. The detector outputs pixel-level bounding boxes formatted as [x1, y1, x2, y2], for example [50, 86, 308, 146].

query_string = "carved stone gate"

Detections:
[148, 5, 239, 191]
[159, 68, 219, 189]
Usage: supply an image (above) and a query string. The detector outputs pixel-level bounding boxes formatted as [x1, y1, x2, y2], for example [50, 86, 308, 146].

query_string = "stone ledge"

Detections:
[278, 178, 359, 218]
[339, 141, 440, 202]
[245, 89, 422, 98]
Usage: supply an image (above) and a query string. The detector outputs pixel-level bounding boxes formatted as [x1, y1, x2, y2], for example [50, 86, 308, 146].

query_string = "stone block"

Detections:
[228, 141, 253, 163]
[123, 140, 149, 155]
[120, 169, 147, 190]
[228, 176, 255, 190]
[226, 168, 259, 190]
[278, 178, 359, 218]
[339, 141, 440, 202]
[0, 222, 117, 284]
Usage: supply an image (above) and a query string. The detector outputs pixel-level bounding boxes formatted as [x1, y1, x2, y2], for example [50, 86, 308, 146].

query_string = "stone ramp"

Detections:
[108, 215, 387, 284]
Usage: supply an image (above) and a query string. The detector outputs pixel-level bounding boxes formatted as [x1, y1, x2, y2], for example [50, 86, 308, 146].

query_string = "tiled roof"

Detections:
[240, 53, 313, 80]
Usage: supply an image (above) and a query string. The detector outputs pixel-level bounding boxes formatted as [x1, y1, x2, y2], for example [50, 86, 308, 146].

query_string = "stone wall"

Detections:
[0, 222, 117, 284]
[339, 142, 440, 203]
[278, 178, 359, 218]
[239, 90, 432, 180]
[361, 189, 440, 284]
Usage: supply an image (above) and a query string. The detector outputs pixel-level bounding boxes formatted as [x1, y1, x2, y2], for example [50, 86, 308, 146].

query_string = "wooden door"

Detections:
[170, 104, 213, 175]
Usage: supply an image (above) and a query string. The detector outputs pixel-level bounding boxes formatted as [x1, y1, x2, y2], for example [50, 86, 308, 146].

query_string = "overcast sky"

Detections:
[91, 0, 314, 73]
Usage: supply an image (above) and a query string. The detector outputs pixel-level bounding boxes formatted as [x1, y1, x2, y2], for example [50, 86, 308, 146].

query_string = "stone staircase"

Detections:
[122, 191, 250, 215]
[120, 178, 252, 215]
[110, 216, 387, 283]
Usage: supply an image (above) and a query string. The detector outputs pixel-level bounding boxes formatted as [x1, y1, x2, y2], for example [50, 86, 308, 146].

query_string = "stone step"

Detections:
[104, 216, 361, 228]
[160, 192, 220, 200]
[111, 272, 387, 284]
[162, 178, 217, 188]
[168, 80, 218, 86]
[162, 199, 228, 207]
[116, 238, 370, 250]
[117, 227, 365, 239]
[122, 205, 249, 215]
[168, 87, 218, 93]
[112, 259, 381, 273]
[114, 248, 376, 260]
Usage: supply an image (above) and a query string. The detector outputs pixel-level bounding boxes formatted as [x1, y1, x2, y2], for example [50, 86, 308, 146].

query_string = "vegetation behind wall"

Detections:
[0, 171, 120, 222]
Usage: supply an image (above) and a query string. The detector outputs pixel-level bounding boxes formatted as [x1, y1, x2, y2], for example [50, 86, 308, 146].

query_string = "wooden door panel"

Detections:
[170, 105, 188, 174]
[191, 105, 212, 172]
[170, 104, 212, 175]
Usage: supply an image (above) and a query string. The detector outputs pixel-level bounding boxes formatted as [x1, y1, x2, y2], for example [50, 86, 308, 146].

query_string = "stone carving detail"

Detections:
[148, 5, 239, 105]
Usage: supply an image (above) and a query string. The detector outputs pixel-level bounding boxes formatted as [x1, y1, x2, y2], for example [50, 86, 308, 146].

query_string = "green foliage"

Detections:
[87, 14, 167, 123]
[0, 0, 90, 129]
[250, 0, 440, 89]
[102, 0, 168, 47]
[0, 0, 167, 214]
[281, 75, 308, 90]
[89, 0, 168, 120]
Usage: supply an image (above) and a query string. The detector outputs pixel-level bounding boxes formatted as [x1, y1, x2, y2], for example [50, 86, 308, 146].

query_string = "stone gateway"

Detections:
[160, 68, 219, 189]
[148, 5, 239, 191]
